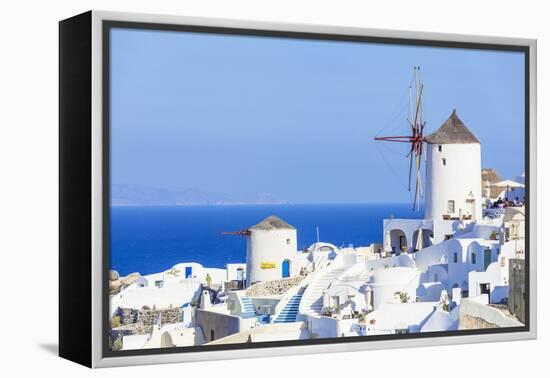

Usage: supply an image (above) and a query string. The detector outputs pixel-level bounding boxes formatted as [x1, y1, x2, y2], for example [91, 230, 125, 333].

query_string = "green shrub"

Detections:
[395, 291, 410, 303]
[111, 316, 121, 328]
[112, 337, 123, 351]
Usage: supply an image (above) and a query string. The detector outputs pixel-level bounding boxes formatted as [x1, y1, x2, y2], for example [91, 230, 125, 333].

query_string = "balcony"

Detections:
[442, 214, 472, 221]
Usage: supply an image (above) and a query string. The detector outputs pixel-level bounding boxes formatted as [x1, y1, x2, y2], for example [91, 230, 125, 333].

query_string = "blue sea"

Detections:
[110, 203, 420, 276]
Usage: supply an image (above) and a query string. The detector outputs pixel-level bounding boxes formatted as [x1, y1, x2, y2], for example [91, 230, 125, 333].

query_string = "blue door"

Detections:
[484, 249, 492, 270]
[185, 266, 192, 278]
[282, 260, 290, 278]
[181, 303, 189, 322]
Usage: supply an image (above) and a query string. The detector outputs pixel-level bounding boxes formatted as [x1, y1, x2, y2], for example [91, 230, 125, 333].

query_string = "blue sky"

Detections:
[110, 28, 525, 204]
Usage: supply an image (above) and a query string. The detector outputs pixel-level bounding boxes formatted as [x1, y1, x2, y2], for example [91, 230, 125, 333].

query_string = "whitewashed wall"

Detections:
[246, 228, 298, 285]
[425, 143, 482, 221]
[111, 279, 202, 311]
[370, 267, 420, 309]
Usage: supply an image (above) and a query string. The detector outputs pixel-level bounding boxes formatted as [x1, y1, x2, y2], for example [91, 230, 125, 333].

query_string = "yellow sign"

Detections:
[261, 262, 276, 269]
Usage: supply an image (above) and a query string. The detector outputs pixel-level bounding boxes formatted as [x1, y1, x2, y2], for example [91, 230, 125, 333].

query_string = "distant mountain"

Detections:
[111, 184, 288, 206]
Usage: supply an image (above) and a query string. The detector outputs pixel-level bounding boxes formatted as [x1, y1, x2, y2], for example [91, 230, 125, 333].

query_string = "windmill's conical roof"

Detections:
[425, 110, 480, 144]
[249, 215, 295, 231]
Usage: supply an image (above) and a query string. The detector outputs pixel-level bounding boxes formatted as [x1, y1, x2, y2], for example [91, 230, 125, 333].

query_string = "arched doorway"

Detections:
[282, 259, 291, 278]
[160, 332, 174, 348]
[389, 229, 407, 254]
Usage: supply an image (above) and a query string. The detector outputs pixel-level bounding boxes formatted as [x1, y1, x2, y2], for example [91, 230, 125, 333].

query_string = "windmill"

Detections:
[374, 66, 426, 211]
[221, 229, 250, 237]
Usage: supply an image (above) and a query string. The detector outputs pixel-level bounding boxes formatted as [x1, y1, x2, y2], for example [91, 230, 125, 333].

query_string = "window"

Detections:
[444, 234, 453, 240]
[154, 280, 163, 288]
[236, 268, 244, 282]
[453, 252, 458, 263]
[447, 200, 455, 213]
[471, 252, 477, 265]
[438, 145, 442, 152]
[434, 273, 439, 282]
[286, 238, 291, 245]
[442, 158, 447, 166]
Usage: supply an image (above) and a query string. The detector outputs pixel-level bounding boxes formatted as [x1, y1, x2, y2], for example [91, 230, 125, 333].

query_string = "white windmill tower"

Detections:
[424, 110, 482, 222]
[374, 68, 483, 248]
[222, 215, 298, 287]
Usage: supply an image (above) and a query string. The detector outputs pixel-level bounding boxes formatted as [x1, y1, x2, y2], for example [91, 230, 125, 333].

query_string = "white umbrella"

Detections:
[491, 180, 525, 189]
[415, 228, 424, 251]
[365, 286, 373, 312]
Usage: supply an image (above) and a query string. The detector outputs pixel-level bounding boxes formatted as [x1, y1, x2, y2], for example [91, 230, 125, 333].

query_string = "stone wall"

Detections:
[114, 307, 183, 334]
[246, 276, 304, 297]
[137, 307, 182, 326]
[459, 314, 498, 329]
[109, 305, 182, 351]
[117, 308, 138, 325]
[109, 270, 141, 295]
[224, 280, 245, 292]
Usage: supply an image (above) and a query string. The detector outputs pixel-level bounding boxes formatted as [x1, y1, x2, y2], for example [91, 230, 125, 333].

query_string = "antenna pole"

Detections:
[316, 226, 320, 243]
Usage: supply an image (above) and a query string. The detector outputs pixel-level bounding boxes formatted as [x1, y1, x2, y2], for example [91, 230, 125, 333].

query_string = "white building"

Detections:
[226, 263, 247, 282]
[384, 110, 482, 252]
[113, 109, 525, 344]
[245, 215, 299, 286]
[110, 262, 227, 315]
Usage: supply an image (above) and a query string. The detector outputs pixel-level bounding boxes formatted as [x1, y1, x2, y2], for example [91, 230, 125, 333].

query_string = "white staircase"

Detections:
[299, 266, 347, 317]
